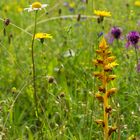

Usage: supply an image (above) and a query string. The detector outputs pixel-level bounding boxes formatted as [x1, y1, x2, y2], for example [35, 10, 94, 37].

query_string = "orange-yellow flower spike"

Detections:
[99, 37, 108, 50]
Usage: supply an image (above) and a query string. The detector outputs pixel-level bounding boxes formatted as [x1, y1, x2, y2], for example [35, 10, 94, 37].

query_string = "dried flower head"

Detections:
[4, 18, 10, 26]
[24, 2, 48, 12]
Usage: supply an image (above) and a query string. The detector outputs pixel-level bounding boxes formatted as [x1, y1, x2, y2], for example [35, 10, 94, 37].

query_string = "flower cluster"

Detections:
[93, 37, 118, 139]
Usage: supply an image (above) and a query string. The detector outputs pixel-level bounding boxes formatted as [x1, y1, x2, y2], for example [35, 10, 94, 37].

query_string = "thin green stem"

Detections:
[134, 46, 138, 65]
[31, 11, 39, 117]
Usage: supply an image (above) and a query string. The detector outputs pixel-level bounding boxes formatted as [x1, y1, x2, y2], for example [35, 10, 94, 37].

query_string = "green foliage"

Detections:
[0, 0, 140, 139]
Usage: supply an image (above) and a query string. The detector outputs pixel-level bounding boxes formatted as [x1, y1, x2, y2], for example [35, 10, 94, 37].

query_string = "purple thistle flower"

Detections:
[126, 31, 140, 48]
[106, 26, 122, 44]
[111, 27, 122, 39]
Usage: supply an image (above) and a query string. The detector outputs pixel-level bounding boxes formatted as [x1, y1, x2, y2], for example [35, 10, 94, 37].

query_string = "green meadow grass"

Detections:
[0, 0, 140, 139]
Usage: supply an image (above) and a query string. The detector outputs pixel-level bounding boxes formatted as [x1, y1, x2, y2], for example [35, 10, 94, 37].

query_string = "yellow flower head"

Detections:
[32, 2, 42, 8]
[35, 33, 53, 39]
[24, 2, 48, 12]
[94, 10, 111, 17]
[134, 1, 140, 6]
[69, 2, 76, 8]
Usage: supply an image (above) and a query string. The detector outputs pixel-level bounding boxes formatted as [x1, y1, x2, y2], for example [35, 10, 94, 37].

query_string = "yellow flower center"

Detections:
[135, 1, 140, 6]
[32, 2, 42, 9]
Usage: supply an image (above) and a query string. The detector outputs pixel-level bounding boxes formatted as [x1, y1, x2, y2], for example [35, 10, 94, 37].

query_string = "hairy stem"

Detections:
[31, 11, 39, 117]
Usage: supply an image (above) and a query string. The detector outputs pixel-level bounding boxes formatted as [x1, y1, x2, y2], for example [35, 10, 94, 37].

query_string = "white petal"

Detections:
[41, 4, 48, 8]
[24, 8, 30, 11]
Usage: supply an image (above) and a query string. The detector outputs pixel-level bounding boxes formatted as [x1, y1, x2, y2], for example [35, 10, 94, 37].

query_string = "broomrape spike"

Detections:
[94, 37, 118, 140]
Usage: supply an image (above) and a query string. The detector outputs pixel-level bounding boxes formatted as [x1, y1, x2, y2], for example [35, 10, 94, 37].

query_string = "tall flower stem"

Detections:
[103, 72, 109, 140]
[134, 46, 138, 65]
[31, 11, 39, 118]
[94, 38, 118, 140]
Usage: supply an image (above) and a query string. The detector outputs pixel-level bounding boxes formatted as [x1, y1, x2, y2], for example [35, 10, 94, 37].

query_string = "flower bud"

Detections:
[95, 119, 105, 127]
[107, 88, 117, 97]
[95, 93, 103, 102]
[108, 126, 117, 136]
[4, 18, 10, 26]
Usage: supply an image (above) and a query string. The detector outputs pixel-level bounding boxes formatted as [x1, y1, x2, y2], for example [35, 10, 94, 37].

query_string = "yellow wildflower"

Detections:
[94, 10, 111, 17]
[24, 2, 48, 12]
[134, 1, 140, 6]
[17, 6, 23, 13]
[35, 33, 53, 39]
[69, 2, 76, 8]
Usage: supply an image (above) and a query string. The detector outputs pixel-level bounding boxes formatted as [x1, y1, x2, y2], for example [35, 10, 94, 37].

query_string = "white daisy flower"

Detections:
[24, 2, 48, 12]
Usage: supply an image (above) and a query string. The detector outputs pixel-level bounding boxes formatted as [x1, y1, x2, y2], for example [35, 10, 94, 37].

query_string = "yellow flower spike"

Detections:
[94, 10, 111, 17]
[93, 37, 118, 139]
[107, 88, 117, 97]
[99, 37, 108, 50]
